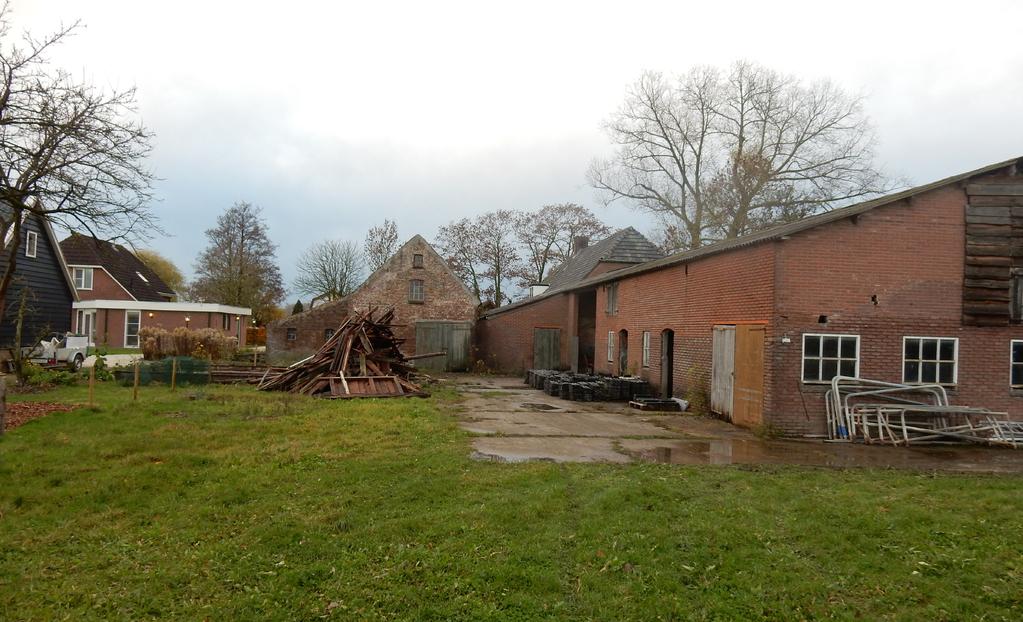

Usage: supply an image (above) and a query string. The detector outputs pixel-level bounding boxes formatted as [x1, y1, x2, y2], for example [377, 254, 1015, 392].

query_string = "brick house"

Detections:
[476, 156, 1023, 436]
[60, 234, 250, 348]
[267, 235, 477, 369]
[475, 227, 663, 372]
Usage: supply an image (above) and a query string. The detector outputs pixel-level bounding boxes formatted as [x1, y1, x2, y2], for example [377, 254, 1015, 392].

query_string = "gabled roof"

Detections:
[274, 234, 478, 327]
[1, 207, 79, 302]
[545, 227, 663, 291]
[60, 233, 175, 301]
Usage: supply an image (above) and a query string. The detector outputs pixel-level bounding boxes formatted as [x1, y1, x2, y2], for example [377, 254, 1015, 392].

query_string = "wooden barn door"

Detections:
[533, 328, 561, 369]
[711, 326, 735, 417]
[415, 321, 472, 372]
[732, 325, 765, 427]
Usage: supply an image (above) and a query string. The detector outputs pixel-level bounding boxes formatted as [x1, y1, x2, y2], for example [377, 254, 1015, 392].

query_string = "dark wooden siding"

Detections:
[1, 213, 74, 347]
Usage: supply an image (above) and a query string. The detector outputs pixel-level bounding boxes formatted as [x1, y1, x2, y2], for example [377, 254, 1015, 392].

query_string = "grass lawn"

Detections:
[1, 381, 1021, 620]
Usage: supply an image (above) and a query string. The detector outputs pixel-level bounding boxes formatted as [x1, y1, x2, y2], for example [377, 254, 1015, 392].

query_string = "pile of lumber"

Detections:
[258, 308, 426, 398]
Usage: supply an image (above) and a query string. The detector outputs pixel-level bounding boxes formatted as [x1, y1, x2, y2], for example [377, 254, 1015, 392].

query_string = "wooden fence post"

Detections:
[0, 375, 6, 436]
[133, 360, 140, 402]
[88, 365, 96, 408]
[170, 357, 178, 392]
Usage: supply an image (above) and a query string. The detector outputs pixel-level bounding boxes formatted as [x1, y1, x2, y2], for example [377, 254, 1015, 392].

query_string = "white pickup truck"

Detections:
[27, 333, 89, 371]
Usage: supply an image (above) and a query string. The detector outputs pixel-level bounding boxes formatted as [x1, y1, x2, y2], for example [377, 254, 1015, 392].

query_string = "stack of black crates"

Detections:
[525, 369, 651, 402]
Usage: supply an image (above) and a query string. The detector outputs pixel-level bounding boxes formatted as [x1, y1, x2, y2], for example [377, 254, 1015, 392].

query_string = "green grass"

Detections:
[1, 382, 1021, 620]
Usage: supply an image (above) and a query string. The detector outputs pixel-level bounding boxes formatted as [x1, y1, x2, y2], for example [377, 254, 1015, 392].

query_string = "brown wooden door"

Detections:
[732, 324, 765, 427]
[533, 328, 561, 369]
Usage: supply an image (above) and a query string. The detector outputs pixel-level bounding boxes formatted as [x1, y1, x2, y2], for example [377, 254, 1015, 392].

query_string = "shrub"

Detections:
[23, 363, 79, 387]
[92, 354, 115, 381]
[135, 326, 238, 361]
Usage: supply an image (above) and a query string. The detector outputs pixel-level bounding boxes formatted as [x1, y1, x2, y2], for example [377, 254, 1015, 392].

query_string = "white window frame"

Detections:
[25, 230, 37, 258]
[607, 330, 615, 362]
[76, 309, 97, 345]
[409, 279, 425, 303]
[286, 327, 297, 341]
[642, 331, 651, 368]
[73, 267, 94, 290]
[124, 310, 141, 348]
[1011, 340, 1023, 389]
[801, 333, 860, 384]
[605, 282, 618, 315]
[902, 336, 958, 386]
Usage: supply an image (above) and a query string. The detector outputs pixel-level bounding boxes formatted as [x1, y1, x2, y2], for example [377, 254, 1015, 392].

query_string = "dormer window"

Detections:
[25, 231, 37, 258]
[136, 271, 149, 283]
[73, 267, 94, 290]
[413, 253, 424, 268]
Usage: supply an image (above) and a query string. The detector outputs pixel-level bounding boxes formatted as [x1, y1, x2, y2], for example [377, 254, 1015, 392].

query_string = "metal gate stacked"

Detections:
[825, 376, 1022, 447]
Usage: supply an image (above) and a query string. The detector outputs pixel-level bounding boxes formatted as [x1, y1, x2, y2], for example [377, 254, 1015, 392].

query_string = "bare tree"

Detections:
[512, 203, 610, 286]
[0, 5, 155, 329]
[436, 211, 519, 306]
[589, 62, 890, 250]
[190, 202, 285, 324]
[364, 219, 399, 272]
[293, 239, 365, 302]
[436, 217, 484, 302]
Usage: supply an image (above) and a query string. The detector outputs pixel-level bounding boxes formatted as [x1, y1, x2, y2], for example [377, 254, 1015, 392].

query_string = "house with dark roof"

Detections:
[478, 155, 1023, 436]
[267, 235, 478, 371]
[60, 234, 251, 348]
[475, 227, 663, 373]
[0, 210, 78, 349]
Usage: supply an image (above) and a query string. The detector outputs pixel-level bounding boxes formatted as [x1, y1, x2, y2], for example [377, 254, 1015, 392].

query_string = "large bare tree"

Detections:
[436, 211, 519, 306]
[0, 5, 155, 327]
[589, 62, 890, 250]
[190, 202, 285, 324]
[512, 203, 610, 286]
[364, 219, 399, 272]
[293, 239, 365, 302]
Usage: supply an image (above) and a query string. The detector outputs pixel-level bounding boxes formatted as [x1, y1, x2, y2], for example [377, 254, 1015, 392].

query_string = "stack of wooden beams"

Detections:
[258, 308, 426, 398]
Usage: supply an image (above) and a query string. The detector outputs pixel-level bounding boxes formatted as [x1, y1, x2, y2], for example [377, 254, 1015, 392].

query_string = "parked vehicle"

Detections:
[27, 333, 89, 371]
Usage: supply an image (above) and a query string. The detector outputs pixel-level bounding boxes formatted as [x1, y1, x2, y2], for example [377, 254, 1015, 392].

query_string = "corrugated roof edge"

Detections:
[481, 155, 1022, 320]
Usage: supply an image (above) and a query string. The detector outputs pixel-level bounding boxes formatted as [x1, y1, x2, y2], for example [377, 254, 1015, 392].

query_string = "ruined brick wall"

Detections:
[267, 236, 477, 358]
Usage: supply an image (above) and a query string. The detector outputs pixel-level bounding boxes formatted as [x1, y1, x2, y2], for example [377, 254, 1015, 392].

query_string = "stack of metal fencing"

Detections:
[825, 375, 1022, 447]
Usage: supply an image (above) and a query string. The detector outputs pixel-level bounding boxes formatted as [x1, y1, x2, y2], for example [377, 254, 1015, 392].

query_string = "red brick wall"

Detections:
[267, 236, 477, 357]
[771, 185, 1023, 435]
[73, 267, 133, 300]
[475, 293, 573, 372]
[74, 308, 249, 348]
[594, 244, 776, 409]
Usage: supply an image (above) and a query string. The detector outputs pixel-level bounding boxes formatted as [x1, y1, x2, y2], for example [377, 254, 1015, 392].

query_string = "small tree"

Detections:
[190, 202, 285, 324]
[293, 239, 365, 302]
[292, 300, 304, 314]
[436, 217, 484, 302]
[364, 219, 399, 272]
[134, 249, 184, 294]
[0, 5, 156, 330]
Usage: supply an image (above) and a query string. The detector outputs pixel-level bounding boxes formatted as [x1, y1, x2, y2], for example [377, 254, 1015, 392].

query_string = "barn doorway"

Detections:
[660, 329, 674, 398]
[414, 320, 472, 371]
[533, 327, 561, 369]
[711, 324, 765, 426]
[618, 329, 629, 375]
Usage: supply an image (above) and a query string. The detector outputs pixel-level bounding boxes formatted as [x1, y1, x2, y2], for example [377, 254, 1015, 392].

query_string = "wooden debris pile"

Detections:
[259, 308, 426, 398]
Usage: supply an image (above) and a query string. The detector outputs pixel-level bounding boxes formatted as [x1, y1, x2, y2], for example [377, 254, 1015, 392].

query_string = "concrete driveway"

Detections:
[446, 374, 1023, 472]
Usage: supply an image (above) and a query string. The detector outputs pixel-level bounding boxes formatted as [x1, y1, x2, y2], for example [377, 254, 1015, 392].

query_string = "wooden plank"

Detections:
[732, 325, 764, 428]
[966, 255, 1012, 267]
[710, 326, 735, 418]
[963, 314, 1008, 326]
[964, 277, 1011, 289]
[966, 234, 1018, 247]
[965, 215, 1012, 225]
[967, 183, 1023, 196]
[963, 302, 1010, 316]
[965, 223, 1014, 237]
[967, 243, 1012, 255]
[970, 196, 1023, 207]
[966, 205, 1012, 217]
[965, 265, 1011, 278]
[963, 288, 1011, 302]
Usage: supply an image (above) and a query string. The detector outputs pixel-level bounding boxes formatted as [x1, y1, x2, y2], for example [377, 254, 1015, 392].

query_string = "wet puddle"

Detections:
[623, 438, 1023, 473]
[521, 403, 561, 412]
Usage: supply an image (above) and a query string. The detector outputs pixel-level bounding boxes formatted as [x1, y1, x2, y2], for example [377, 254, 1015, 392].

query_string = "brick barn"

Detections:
[267, 235, 478, 370]
[476, 156, 1023, 436]
[475, 227, 663, 372]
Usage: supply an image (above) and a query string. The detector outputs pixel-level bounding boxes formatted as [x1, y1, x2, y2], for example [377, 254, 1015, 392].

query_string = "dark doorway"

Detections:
[660, 329, 675, 398]
[533, 328, 561, 369]
[575, 290, 597, 373]
[618, 329, 629, 375]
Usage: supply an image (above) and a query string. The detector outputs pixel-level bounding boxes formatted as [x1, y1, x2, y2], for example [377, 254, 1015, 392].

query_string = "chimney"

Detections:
[572, 235, 589, 255]
[528, 284, 549, 298]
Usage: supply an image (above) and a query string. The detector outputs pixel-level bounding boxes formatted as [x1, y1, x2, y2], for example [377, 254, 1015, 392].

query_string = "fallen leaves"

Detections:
[3, 402, 76, 431]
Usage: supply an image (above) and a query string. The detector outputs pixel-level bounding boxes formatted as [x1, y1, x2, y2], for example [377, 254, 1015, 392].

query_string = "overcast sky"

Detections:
[15, 0, 1023, 292]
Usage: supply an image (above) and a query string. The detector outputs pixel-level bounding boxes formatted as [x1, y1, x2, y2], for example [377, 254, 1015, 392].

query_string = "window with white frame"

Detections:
[125, 310, 141, 348]
[222, 314, 231, 330]
[73, 267, 94, 290]
[287, 327, 297, 341]
[607, 330, 615, 362]
[409, 279, 425, 303]
[25, 231, 37, 257]
[642, 331, 651, 367]
[903, 337, 957, 385]
[802, 334, 859, 383]
[1012, 341, 1023, 388]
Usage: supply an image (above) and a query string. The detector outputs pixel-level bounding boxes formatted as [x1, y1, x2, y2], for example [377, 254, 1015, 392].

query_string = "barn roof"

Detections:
[60, 233, 175, 301]
[544, 227, 663, 291]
